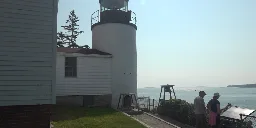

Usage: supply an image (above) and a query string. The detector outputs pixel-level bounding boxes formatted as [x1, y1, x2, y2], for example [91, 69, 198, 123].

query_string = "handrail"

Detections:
[131, 11, 137, 25]
[91, 10, 100, 26]
[240, 113, 256, 122]
[91, 10, 137, 26]
[240, 114, 256, 118]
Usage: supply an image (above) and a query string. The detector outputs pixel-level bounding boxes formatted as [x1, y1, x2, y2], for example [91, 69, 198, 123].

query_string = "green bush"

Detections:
[157, 99, 252, 128]
[157, 99, 196, 126]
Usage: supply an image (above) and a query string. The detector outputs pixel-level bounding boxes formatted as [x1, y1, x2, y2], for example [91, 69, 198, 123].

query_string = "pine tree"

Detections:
[57, 10, 90, 48]
[57, 32, 66, 47]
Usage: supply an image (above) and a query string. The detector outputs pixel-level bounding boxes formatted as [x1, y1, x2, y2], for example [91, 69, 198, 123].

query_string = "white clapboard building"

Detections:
[0, 0, 58, 128]
[56, 0, 138, 108]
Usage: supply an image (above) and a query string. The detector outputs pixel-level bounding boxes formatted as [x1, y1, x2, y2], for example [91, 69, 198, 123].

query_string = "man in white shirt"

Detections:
[194, 91, 207, 128]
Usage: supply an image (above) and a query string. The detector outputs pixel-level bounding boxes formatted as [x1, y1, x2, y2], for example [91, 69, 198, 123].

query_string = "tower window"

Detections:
[65, 57, 77, 77]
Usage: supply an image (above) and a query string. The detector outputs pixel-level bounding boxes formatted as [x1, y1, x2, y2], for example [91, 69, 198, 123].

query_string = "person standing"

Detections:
[207, 93, 221, 128]
[194, 91, 207, 128]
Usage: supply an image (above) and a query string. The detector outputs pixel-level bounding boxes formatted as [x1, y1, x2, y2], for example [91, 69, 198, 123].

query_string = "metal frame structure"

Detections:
[137, 96, 150, 110]
[220, 105, 256, 128]
[158, 84, 176, 106]
[117, 93, 138, 110]
[240, 111, 256, 128]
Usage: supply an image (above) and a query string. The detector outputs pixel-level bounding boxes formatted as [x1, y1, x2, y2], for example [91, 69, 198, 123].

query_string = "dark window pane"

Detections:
[65, 57, 77, 77]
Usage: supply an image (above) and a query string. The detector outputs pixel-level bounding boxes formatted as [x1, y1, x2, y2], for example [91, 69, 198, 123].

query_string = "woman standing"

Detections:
[207, 93, 221, 128]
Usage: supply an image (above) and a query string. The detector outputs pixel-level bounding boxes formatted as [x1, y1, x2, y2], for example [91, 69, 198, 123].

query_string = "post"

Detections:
[240, 114, 243, 120]
[159, 87, 162, 100]
[158, 87, 163, 106]
[153, 99, 155, 110]
[148, 99, 151, 110]
[117, 94, 122, 109]
[163, 90, 165, 101]
[172, 86, 177, 99]
[97, 10, 100, 22]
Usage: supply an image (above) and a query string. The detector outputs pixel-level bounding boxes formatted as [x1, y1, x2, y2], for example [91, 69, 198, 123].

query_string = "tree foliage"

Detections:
[57, 10, 90, 49]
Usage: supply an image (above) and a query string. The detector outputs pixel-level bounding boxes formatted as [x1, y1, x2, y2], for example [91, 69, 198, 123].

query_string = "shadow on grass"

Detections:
[51, 105, 118, 122]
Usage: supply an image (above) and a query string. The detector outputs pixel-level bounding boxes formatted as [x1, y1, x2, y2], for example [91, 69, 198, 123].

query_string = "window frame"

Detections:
[64, 57, 77, 77]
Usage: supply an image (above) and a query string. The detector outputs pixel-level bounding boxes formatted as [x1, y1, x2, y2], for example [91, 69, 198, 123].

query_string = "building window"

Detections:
[65, 57, 77, 77]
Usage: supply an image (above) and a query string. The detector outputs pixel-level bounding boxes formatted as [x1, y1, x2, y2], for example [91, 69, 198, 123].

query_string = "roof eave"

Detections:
[57, 52, 112, 58]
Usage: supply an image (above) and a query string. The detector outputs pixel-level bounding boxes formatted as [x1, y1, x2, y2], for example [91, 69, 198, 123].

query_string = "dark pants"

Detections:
[196, 114, 207, 128]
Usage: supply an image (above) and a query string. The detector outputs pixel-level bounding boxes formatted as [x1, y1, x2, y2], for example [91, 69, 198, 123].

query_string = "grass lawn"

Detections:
[51, 105, 146, 128]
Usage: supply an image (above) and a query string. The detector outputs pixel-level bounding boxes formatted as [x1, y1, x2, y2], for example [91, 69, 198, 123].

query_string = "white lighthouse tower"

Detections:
[91, 0, 137, 108]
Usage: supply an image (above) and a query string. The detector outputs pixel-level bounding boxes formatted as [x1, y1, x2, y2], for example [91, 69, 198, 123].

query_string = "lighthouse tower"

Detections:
[91, 0, 137, 108]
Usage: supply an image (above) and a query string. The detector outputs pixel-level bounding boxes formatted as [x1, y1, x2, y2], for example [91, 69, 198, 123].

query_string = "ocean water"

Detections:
[138, 86, 256, 109]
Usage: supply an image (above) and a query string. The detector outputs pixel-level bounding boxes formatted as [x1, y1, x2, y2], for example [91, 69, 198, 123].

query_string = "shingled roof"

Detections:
[57, 48, 111, 55]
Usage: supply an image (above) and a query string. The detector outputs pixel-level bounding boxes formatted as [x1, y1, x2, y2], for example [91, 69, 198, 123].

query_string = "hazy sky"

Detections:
[58, 0, 256, 87]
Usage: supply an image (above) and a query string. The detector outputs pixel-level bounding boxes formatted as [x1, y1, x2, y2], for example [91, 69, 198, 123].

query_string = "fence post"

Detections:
[153, 99, 155, 110]
[148, 99, 150, 111]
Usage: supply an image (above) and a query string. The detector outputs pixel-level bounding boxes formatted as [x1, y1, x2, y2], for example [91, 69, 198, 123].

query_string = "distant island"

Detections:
[144, 87, 156, 88]
[227, 84, 256, 88]
[196, 86, 206, 87]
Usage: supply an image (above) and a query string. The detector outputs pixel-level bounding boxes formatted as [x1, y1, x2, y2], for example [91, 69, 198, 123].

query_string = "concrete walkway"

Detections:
[152, 113, 195, 128]
[131, 113, 180, 128]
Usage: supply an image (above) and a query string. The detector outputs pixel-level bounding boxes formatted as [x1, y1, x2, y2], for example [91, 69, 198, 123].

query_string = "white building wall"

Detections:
[92, 23, 137, 108]
[56, 53, 112, 96]
[0, 0, 58, 106]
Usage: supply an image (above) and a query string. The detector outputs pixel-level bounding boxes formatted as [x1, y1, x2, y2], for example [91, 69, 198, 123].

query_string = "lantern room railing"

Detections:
[91, 10, 100, 26]
[91, 10, 137, 26]
[131, 11, 137, 25]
